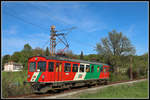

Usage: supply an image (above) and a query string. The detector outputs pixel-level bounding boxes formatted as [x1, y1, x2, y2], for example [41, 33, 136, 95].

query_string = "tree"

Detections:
[11, 52, 21, 63]
[45, 47, 50, 56]
[96, 30, 136, 73]
[96, 30, 135, 56]
[32, 47, 45, 56]
[22, 43, 32, 52]
[2, 55, 11, 70]
[80, 51, 84, 60]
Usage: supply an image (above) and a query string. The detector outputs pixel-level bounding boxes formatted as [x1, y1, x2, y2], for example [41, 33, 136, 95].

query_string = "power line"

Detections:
[3, 3, 48, 32]
[3, 3, 97, 53]
[41, 39, 50, 49]
[28, 2, 72, 26]
[3, 11, 47, 32]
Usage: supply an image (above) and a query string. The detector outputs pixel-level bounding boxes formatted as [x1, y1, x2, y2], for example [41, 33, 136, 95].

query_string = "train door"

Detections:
[72, 63, 79, 80]
[94, 65, 100, 79]
[55, 62, 62, 81]
[90, 64, 95, 79]
[47, 61, 55, 82]
[99, 65, 105, 79]
[103, 66, 106, 78]
[104, 66, 109, 78]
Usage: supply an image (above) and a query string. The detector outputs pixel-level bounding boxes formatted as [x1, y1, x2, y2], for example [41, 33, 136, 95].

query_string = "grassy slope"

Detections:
[79, 80, 148, 99]
[2, 71, 33, 98]
[63, 80, 148, 99]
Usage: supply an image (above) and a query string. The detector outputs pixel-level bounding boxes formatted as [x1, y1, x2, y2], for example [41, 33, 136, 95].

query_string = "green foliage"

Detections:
[84, 54, 99, 62]
[45, 47, 50, 56]
[109, 72, 129, 82]
[11, 52, 22, 63]
[79, 80, 148, 98]
[32, 47, 45, 56]
[80, 51, 84, 60]
[2, 55, 12, 70]
[96, 30, 136, 74]
[22, 43, 32, 52]
[2, 71, 33, 98]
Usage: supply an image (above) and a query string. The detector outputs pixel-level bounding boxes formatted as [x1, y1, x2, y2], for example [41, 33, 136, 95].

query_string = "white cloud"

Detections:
[123, 24, 135, 39]
[23, 2, 107, 33]
[2, 31, 50, 56]
[3, 26, 18, 35]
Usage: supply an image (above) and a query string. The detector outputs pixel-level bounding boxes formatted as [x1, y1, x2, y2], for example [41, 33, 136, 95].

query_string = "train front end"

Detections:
[27, 56, 48, 83]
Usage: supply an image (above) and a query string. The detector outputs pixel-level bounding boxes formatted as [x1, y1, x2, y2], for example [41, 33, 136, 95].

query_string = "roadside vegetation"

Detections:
[2, 30, 148, 98]
[78, 80, 148, 98]
[2, 71, 33, 98]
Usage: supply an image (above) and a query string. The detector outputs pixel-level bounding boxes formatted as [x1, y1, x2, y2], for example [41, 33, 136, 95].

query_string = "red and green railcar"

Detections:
[26, 56, 110, 93]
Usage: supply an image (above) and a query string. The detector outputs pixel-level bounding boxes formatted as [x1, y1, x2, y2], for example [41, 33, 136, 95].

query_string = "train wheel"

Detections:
[104, 80, 108, 85]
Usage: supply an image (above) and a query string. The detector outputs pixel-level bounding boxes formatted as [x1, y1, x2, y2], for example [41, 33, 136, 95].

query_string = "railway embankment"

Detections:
[45, 79, 148, 99]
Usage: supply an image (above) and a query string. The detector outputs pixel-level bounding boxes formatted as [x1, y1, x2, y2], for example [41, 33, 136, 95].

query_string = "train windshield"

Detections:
[29, 62, 36, 72]
[37, 61, 46, 72]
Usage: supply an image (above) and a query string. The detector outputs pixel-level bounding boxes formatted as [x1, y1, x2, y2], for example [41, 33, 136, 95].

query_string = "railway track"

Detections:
[7, 78, 147, 98]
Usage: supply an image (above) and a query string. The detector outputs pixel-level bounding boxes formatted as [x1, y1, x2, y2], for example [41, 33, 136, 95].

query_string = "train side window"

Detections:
[104, 67, 108, 72]
[72, 64, 78, 72]
[104, 67, 106, 72]
[86, 65, 90, 72]
[37, 61, 46, 72]
[100, 66, 103, 72]
[29, 62, 36, 72]
[91, 65, 94, 72]
[59, 63, 62, 72]
[80, 64, 84, 72]
[48, 62, 54, 72]
[108, 67, 110, 72]
[97, 66, 100, 72]
[64, 63, 71, 72]
[56, 63, 59, 72]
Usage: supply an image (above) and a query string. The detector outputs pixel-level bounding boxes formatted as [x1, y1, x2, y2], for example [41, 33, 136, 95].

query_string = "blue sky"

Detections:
[2, 1, 149, 56]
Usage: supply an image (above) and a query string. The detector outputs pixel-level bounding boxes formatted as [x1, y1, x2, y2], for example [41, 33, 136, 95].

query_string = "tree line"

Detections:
[2, 30, 148, 79]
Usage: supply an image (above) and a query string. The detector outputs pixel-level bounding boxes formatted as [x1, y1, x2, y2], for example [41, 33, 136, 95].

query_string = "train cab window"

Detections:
[48, 62, 54, 72]
[80, 64, 84, 72]
[29, 62, 36, 72]
[97, 66, 100, 72]
[72, 64, 78, 72]
[86, 65, 90, 72]
[37, 61, 46, 72]
[91, 65, 94, 72]
[64, 63, 71, 72]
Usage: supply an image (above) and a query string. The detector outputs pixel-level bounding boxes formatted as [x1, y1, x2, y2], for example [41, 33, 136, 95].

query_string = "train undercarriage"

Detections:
[25, 79, 108, 93]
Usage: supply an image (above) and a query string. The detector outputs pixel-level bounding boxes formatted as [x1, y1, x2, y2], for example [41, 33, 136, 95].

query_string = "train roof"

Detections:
[29, 56, 109, 66]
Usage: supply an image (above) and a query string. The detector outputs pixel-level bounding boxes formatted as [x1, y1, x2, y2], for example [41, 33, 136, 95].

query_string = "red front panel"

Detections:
[99, 65, 109, 79]
[27, 56, 48, 82]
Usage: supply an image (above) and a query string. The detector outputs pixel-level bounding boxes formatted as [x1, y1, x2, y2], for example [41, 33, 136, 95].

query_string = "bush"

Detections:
[109, 72, 129, 82]
[126, 67, 147, 79]
[2, 71, 33, 98]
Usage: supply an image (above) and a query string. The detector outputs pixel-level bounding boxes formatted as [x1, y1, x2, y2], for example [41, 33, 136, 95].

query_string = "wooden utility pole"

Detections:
[130, 56, 133, 80]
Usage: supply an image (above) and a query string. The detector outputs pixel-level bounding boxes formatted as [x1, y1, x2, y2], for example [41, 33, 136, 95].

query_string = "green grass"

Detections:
[2, 70, 33, 98]
[79, 80, 148, 99]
